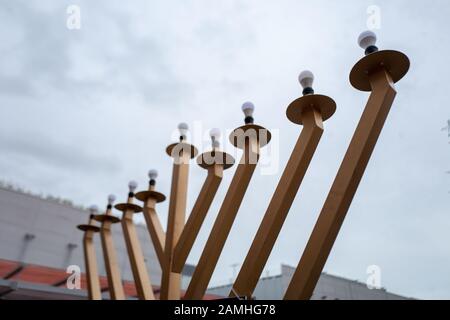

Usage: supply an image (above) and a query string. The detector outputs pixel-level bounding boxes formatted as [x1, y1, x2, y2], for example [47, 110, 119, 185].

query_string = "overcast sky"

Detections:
[0, 0, 449, 299]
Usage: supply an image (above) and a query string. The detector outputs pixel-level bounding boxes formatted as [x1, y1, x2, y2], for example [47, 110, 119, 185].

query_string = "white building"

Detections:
[0, 184, 196, 299]
[208, 265, 412, 300]
[0, 184, 413, 300]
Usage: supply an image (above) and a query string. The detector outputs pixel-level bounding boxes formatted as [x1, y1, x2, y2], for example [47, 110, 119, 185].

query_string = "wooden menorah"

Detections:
[76, 31, 409, 300]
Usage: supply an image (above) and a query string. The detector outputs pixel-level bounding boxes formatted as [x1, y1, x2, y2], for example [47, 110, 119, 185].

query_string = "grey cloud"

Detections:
[0, 0, 448, 299]
[0, 133, 121, 173]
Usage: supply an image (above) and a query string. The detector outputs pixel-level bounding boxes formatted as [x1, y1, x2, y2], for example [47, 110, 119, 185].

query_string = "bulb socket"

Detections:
[245, 116, 254, 124]
[302, 87, 314, 96]
[107, 204, 112, 210]
[365, 45, 378, 55]
[149, 179, 156, 186]
[179, 135, 186, 142]
[128, 192, 134, 198]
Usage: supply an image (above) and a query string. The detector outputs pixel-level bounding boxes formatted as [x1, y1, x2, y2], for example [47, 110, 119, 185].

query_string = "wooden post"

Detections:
[135, 170, 166, 270]
[184, 103, 271, 300]
[115, 181, 155, 300]
[77, 209, 102, 300]
[284, 35, 410, 300]
[231, 72, 336, 298]
[160, 123, 198, 300]
[94, 195, 126, 300]
[172, 130, 235, 273]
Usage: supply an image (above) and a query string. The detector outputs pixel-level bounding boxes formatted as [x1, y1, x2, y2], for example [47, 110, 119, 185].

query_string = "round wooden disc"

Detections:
[229, 124, 272, 149]
[197, 151, 235, 170]
[135, 190, 166, 203]
[166, 142, 198, 159]
[286, 94, 336, 125]
[114, 203, 143, 213]
[77, 224, 100, 232]
[350, 50, 410, 91]
[93, 214, 121, 224]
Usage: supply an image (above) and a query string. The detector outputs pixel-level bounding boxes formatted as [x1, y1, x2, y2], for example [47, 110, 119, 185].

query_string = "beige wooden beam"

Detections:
[94, 195, 125, 300]
[136, 170, 166, 269]
[77, 209, 102, 300]
[172, 135, 235, 273]
[184, 104, 271, 300]
[231, 74, 336, 298]
[115, 182, 155, 300]
[284, 44, 409, 300]
[160, 124, 198, 300]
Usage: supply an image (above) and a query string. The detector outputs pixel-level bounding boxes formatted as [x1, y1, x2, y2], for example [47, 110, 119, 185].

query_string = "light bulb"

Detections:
[148, 169, 158, 180]
[241, 102, 255, 118]
[210, 128, 221, 148]
[128, 180, 138, 193]
[178, 122, 189, 139]
[358, 30, 377, 53]
[107, 194, 116, 205]
[298, 70, 314, 89]
[89, 205, 98, 214]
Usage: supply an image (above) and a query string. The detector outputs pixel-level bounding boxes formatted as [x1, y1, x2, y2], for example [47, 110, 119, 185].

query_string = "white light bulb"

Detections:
[178, 122, 189, 138]
[107, 194, 116, 205]
[358, 30, 377, 50]
[148, 169, 158, 180]
[89, 205, 98, 214]
[298, 70, 314, 89]
[128, 180, 138, 192]
[210, 128, 221, 148]
[241, 102, 255, 118]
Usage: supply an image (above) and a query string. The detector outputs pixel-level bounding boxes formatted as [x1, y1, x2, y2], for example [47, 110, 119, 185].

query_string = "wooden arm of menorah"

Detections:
[143, 205, 166, 266]
[284, 50, 409, 300]
[172, 149, 234, 273]
[77, 215, 101, 300]
[136, 176, 167, 270]
[82, 232, 102, 300]
[94, 201, 126, 300]
[183, 124, 271, 299]
[231, 89, 336, 298]
[116, 187, 155, 300]
[160, 141, 198, 300]
[172, 165, 223, 273]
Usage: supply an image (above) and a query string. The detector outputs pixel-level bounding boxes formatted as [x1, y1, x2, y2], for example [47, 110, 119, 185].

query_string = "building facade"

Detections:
[0, 184, 412, 300]
[0, 184, 195, 299]
[208, 265, 412, 300]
